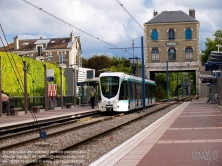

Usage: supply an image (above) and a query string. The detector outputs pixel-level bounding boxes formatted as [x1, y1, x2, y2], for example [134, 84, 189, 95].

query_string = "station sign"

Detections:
[165, 42, 178, 47]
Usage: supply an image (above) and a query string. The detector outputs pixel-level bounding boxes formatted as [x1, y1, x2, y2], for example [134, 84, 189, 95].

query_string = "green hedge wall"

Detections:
[0, 52, 67, 96]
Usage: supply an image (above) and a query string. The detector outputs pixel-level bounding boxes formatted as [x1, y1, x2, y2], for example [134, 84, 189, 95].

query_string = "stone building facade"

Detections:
[144, 9, 203, 96]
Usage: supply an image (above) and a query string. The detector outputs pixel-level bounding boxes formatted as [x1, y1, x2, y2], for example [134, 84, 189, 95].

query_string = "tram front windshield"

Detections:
[100, 76, 119, 99]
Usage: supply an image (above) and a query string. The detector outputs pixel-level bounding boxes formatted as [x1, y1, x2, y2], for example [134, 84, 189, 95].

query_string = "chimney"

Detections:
[14, 36, 19, 50]
[189, 8, 195, 19]
[70, 30, 74, 42]
[153, 10, 158, 17]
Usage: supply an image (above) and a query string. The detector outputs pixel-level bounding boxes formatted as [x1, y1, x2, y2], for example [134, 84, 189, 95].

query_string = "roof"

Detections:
[205, 51, 222, 71]
[207, 51, 222, 63]
[0, 37, 79, 51]
[145, 11, 198, 24]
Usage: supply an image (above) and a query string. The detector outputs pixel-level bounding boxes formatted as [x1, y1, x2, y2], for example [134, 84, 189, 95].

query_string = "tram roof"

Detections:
[99, 72, 156, 85]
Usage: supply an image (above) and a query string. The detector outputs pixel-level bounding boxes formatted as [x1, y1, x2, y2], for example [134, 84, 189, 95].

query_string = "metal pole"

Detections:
[73, 67, 76, 107]
[141, 36, 145, 110]
[166, 60, 169, 101]
[60, 67, 63, 108]
[44, 64, 48, 111]
[177, 72, 178, 100]
[23, 61, 28, 114]
[0, 56, 2, 117]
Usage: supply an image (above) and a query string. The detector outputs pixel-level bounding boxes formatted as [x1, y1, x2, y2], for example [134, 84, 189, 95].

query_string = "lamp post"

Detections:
[44, 64, 48, 111]
[60, 66, 63, 109]
[23, 60, 28, 114]
[19, 52, 33, 114]
[141, 36, 146, 110]
[70, 64, 78, 107]
[166, 60, 169, 102]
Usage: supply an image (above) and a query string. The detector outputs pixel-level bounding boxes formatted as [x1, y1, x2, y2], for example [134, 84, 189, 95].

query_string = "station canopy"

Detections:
[205, 51, 222, 71]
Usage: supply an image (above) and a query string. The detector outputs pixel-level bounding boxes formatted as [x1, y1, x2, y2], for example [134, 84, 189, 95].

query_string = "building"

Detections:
[0, 31, 82, 67]
[144, 9, 204, 97]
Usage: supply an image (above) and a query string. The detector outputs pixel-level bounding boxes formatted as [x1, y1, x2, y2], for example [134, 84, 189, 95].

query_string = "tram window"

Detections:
[119, 81, 128, 100]
[128, 81, 133, 100]
[100, 76, 119, 99]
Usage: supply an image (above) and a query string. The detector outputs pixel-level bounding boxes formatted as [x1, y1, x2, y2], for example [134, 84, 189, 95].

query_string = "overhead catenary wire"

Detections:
[22, 0, 133, 56]
[0, 25, 24, 92]
[116, 0, 144, 31]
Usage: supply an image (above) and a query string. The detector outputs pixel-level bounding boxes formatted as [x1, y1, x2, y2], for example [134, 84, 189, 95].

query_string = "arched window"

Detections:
[168, 29, 175, 40]
[185, 48, 193, 60]
[168, 48, 176, 60]
[151, 48, 159, 61]
[152, 29, 158, 40]
[185, 28, 192, 39]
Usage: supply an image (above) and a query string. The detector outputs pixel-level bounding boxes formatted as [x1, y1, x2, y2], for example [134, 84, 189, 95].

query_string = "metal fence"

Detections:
[9, 95, 78, 111]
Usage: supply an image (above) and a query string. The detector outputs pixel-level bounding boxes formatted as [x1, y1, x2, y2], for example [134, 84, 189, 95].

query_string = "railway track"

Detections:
[0, 110, 99, 136]
[0, 97, 190, 165]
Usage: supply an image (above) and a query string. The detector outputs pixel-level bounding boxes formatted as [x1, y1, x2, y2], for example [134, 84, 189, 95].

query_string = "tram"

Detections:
[98, 72, 156, 112]
[77, 77, 100, 106]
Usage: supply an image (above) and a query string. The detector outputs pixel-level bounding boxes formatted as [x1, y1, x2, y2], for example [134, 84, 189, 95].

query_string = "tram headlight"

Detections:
[114, 99, 118, 102]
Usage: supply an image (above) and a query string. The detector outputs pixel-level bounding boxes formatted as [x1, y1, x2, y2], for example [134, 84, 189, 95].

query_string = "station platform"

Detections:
[0, 106, 98, 128]
[90, 100, 222, 166]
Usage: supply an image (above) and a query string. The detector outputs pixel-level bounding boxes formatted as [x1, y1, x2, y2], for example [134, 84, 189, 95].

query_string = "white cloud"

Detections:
[0, 0, 221, 58]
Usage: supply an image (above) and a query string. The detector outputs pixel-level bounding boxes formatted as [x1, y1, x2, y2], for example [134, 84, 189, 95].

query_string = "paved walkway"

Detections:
[90, 100, 222, 166]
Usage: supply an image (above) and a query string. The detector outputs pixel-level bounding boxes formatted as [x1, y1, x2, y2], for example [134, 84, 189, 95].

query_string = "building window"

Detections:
[168, 29, 175, 40]
[152, 29, 158, 40]
[168, 48, 176, 60]
[59, 53, 66, 64]
[37, 46, 42, 56]
[151, 48, 159, 61]
[185, 48, 193, 60]
[46, 52, 52, 60]
[185, 28, 192, 39]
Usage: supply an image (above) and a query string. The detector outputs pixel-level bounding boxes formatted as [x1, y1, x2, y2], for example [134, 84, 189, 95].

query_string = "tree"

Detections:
[201, 30, 222, 65]
[82, 57, 88, 68]
[87, 54, 113, 77]
[107, 57, 131, 74]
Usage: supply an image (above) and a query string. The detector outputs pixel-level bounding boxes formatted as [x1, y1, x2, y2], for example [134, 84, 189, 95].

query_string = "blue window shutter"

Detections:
[185, 29, 192, 39]
[189, 30, 192, 39]
[152, 30, 158, 40]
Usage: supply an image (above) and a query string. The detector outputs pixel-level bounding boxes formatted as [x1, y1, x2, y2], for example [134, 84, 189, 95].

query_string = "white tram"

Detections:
[98, 72, 156, 112]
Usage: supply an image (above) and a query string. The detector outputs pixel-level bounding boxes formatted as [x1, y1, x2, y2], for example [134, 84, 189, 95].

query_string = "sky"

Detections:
[0, 0, 221, 59]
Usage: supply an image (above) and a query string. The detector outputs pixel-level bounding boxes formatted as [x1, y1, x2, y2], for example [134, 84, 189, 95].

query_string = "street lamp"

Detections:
[57, 59, 68, 109]
[19, 52, 33, 114]
[129, 57, 140, 75]
[38, 55, 53, 111]
[70, 63, 79, 107]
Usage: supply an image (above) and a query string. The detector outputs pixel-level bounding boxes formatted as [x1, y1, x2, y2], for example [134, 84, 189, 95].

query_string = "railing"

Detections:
[9, 96, 79, 111]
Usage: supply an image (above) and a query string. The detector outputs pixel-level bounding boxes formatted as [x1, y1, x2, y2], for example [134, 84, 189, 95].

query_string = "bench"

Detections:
[65, 103, 73, 108]
[10, 107, 22, 116]
[32, 106, 43, 113]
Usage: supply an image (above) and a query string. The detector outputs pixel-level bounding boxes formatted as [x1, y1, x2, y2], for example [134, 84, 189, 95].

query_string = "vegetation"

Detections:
[0, 52, 66, 96]
[82, 54, 131, 76]
[201, 29, 222, 65]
